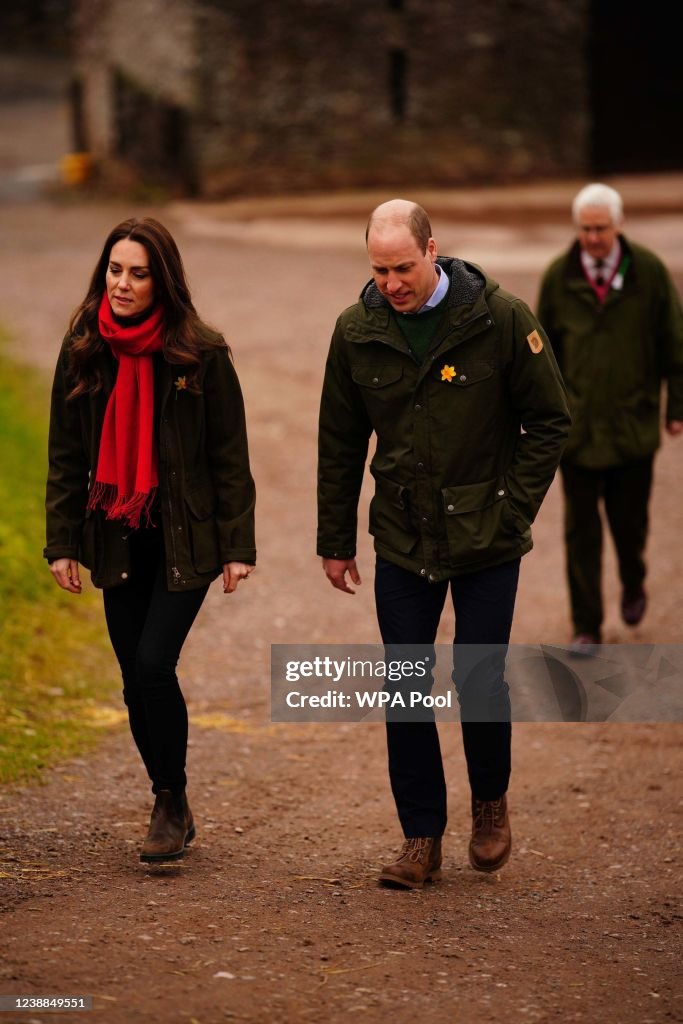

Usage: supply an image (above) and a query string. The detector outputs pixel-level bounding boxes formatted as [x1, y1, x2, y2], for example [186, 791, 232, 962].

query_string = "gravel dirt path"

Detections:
[0, 192, 681, 1024]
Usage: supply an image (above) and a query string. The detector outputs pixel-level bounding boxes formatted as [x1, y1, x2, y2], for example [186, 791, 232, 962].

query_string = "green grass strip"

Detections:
[0, 340, 122, 784]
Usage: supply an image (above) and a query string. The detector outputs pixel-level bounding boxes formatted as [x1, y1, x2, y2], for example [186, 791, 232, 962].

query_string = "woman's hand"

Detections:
[49, 558, 82, 594]
[222, 562, 254, 594]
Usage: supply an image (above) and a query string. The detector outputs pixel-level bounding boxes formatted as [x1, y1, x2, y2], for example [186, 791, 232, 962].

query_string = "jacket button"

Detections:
[429, 574, 435, 581]
[447, 504, 455, 512]
[372, 376, 379, 384]
[415, 404, 422, 411]
[422, 516, 429, 522]
[486, 319, 492, 326]
[497, 489, 505, 496]
[417, 462, 424, 470]
[420, 568, 426, 575]
[121, 572, 128, 580]
[459, 374, 467, 382]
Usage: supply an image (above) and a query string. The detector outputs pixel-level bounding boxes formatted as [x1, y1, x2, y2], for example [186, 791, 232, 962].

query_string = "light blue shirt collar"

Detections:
[417, 263, 449, 313]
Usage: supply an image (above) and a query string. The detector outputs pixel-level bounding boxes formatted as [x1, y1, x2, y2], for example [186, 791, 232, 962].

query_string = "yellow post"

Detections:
[60, 152, 93, 186]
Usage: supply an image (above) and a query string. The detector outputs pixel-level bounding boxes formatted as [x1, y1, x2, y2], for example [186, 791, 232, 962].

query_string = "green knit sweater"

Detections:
[393, 285, 451, 361]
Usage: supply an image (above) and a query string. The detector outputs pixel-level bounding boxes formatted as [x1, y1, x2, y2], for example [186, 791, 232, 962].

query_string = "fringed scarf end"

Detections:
[87, 482, 157, 529]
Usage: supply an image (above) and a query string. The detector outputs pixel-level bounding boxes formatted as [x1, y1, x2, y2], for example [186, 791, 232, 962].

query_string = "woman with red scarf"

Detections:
[45, 218, 256, 863]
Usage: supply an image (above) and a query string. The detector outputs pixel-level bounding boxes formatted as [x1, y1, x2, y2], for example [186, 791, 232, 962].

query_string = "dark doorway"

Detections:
[112, 70, 197, 195]
[590, 0, 683, 173]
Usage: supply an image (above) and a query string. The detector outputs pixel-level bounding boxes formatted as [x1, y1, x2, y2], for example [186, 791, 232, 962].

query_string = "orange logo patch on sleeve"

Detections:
[527, 329, 544, 354]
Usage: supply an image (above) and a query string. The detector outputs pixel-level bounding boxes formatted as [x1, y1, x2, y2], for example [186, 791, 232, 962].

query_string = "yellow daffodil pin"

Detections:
[441, 364, 456, 382]
[175, 375, 187, 391]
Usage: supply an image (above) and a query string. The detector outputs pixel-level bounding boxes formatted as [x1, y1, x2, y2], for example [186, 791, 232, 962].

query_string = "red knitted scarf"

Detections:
[87, 294, 165, 528]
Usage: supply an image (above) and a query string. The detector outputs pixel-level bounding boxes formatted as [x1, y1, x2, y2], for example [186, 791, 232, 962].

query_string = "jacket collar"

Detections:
[361, 256, 487, 311]
[347, 257, 494, 359]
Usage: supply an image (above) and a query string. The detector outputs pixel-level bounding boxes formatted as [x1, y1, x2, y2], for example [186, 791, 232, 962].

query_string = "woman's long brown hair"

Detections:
[67, 217, 220, 398]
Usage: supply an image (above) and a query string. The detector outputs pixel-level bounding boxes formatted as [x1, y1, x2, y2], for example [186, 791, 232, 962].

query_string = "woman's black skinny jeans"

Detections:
[102, 526, 209, 794]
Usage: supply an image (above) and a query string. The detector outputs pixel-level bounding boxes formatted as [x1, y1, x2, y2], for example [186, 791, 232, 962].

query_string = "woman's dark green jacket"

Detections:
[44, 332, 256, 590]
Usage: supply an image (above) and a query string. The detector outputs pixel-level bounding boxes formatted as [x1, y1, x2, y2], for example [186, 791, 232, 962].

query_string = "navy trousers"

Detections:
[375, 555, 520, 838]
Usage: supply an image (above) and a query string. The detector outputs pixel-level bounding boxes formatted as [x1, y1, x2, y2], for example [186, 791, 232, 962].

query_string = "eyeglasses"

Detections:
[578, 224, 612, 235]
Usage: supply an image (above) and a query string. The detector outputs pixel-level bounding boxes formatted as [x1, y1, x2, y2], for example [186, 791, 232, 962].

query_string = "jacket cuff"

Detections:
[219, 549, 257, 565]
[317, 546, 356, 559]
[43, 545, 79, 563]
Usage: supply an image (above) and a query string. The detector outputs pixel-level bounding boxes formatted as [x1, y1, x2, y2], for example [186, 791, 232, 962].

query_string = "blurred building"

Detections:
[70, 0, 683, 197]
[0, 0, 72, 53]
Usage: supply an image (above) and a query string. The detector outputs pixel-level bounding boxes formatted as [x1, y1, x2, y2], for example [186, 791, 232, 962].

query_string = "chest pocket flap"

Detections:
[431, 361, 493, 386]
[351, 365, 403, 388]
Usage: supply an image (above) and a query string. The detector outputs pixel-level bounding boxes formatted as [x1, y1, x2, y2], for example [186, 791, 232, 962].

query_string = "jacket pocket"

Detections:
[430, 361, 493, 386]
[185, 489, 220, 574]
[351, 364, 405, 421]
[442, 476, 522, 562]
[351, 365, 403, 389]
[368, 469, 417, 555]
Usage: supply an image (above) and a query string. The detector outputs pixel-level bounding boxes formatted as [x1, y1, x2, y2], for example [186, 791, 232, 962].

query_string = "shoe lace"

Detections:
[398, 837, 432, 863]
[473, 798, 504, 830]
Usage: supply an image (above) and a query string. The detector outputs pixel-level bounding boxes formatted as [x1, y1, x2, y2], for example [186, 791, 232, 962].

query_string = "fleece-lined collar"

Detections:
[361, 256, 485, 311]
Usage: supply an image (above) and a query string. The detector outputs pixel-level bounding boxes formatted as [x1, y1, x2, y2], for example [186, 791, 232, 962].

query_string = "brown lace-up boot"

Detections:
[140, 789, 196, 863]
[378, 836, 442, 889]
[469, 794, 511, 872]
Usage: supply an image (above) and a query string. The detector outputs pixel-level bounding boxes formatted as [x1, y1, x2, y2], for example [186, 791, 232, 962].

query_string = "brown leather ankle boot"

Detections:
[469, 794, 511, 872]
[140, 789, 196, 863]
[378, 836, 442, 889]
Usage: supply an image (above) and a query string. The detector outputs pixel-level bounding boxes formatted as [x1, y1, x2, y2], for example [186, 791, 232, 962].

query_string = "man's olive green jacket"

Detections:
[317, 257, 571, 581]
[45, 334, 256, 590]
[538, 236, 683, 468]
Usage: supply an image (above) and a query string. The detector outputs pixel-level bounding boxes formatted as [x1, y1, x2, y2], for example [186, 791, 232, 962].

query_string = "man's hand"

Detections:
[666, 419, 683, 437]
[322, 557, 361, 595]
[223, 562, 255, 593]
[49, 558, 82, 594]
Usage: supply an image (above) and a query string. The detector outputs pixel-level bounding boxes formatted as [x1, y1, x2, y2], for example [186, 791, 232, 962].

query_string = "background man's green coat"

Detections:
[538, 237, 683, 468]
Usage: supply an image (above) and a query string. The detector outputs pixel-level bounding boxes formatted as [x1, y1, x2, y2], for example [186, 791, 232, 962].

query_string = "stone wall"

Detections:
[74, 0, 591, 196]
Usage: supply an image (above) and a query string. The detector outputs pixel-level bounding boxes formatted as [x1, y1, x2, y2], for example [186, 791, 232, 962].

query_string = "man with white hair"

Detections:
[538, 183, 683, 652]
[318, 199, 569, 887]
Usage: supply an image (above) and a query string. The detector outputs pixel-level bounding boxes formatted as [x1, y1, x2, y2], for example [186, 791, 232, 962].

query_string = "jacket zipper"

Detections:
[159, 386, 182, 584]
[156, 362, 183, 585]
[167, 492, 181, 584]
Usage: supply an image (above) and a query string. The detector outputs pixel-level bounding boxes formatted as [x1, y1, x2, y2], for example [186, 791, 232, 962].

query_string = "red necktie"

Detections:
[594, 259, 604, 287]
